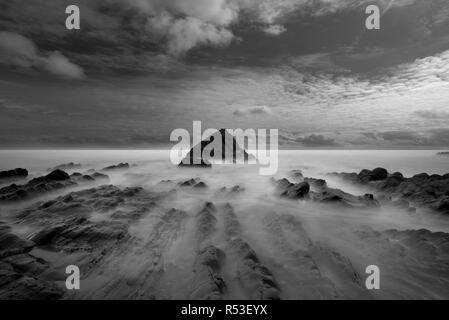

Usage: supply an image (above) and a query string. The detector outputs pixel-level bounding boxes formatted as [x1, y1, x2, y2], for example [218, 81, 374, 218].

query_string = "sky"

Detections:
[1, 0, 449, 149]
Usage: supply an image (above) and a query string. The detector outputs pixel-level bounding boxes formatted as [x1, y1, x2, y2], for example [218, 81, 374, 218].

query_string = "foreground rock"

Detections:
[331, 168, 449, 214]
[223, 204, 280, 300]
[190, 203, 226, 300]
[0, 222, 63, 299]
[0, 168, 28, 181]
[0, 184, 148, 299]
[0, 170, 108, 203]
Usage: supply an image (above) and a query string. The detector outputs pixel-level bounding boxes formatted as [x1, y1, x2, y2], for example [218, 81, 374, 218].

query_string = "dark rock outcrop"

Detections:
[331, 168, 449, 214]
[0, 170, 107, 203]
[311, 188, 379, 208]
[0, 168, 28, 181]
[275, 177, 379, 208]
[275, 179, 310, 199]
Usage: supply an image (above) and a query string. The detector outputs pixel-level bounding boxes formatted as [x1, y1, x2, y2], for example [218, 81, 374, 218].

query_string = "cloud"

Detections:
[0, 31, 85, 79]
[233, 105, 273, 116]
[262, 24, 287, 36]
[378, 129, 449, 146]
[146, 11, 234, 56]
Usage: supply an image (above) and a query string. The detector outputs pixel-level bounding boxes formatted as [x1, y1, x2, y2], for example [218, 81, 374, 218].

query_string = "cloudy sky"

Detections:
[1, 0, 449, 148]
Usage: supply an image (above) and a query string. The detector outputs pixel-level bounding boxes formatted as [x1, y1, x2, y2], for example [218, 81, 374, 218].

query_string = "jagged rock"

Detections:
[0, 169, 107, 203]
[179, 178, 198, 187]
[102, 163, 130, 171]
[304, 178, 327, 190]
[332, 168, 449, 214]
[275, 178, 310, 199]
[0, 168, 28, 181]
[193, 182, 208, 189]
[312, 188, 379, 208]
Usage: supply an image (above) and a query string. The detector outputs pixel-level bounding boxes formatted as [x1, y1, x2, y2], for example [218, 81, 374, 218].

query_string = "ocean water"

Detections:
[1, 149, 448, 176]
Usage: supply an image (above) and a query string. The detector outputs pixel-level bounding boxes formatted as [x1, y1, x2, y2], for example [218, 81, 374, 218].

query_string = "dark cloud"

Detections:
[1, 0, 448, 74]
[380, 131, 420, 142]
[295, 134, 340, 147]
[0, 31, 85, 78]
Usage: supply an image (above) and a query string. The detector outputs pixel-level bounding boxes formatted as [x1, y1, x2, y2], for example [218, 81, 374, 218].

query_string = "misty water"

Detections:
[1, 150, 449, 299]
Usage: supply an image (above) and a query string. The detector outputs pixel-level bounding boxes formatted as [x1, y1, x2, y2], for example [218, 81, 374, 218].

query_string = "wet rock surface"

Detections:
[1, 165, 449, 300]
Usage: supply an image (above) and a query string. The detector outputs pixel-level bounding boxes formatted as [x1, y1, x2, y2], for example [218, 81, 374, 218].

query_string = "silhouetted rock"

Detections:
[44, 169, 70, 181]
[178, 129, 252, 167]
[0, 168, 28, 181]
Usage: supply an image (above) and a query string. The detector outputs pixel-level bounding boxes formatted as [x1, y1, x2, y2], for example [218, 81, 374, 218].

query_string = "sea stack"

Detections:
[179, 129, 252, 167]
